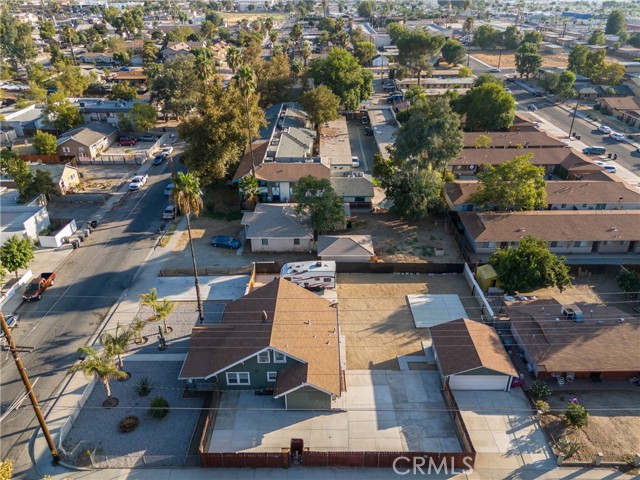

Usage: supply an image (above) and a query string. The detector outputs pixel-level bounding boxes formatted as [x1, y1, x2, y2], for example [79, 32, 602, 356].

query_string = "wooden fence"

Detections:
[302, 451, 475, 469]
[442, 383, 476, 454]
[19, 154, 74, 164]
[253, 261, 464, 275]
[199, 452, 290, 468]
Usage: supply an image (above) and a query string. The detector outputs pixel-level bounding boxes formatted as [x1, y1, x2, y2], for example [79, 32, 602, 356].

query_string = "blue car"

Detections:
[211, 235, 241, 249]
[153, 153, 167, 165]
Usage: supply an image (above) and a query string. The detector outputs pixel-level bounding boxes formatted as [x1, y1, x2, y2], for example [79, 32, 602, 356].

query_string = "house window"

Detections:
[261, 239, 268, 245]
[603, 241, 611, 246]
[293, 238, 300, 245]
[574, 241, 584, 247]
[69, 174, 76, 180]
[550, 241, 558, 248]
[78, 147, 85, 153]
[273, 351, 286, 363]
[561, 204, 566, 208]
[267, 372, 277, 383]
[226, 372, 250, 385]
[618, 241, 626, 245]
[480, 242, 490, 248]
[257, 351, 270, 363]
[324, 277, 331, 282]
[62, 147, 71, 153]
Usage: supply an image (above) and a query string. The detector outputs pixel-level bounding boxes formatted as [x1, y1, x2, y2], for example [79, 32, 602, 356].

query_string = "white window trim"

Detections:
[267, 371, 277, 382]
[226, 372, 250, 385]
[273, 351, 286, 363]
[257, 351, 270, 363]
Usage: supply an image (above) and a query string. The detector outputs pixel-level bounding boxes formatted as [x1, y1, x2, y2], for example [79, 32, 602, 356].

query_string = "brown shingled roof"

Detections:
[179, 279, 341, 396]
[233, 140, 269, 181]
[450, 147, 585, 167]
[463, 131, 566, 148]
[430, 318, 517, 377]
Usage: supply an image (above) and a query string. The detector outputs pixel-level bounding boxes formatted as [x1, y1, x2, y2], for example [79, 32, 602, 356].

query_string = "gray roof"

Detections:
[317, 235, 375, 257]
[241, 203, 313, 239]
[27, 163, 77, 182]
[330, 176, 375, 198]
[58, 121, 117, 147]
[276, 128, 315, 158]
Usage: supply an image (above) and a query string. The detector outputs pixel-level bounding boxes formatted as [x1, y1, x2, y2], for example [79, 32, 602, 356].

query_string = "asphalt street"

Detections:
[0, 161, 174, 477]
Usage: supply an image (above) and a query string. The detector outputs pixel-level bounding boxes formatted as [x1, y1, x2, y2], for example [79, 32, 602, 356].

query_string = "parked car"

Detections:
[152, 153, 167, 165]
[361, 115, 370, 125]
[162, 146, 174, 155]
[364, 127, 374, 136]
[594, 160, 617, 173]
[163, 183, 174, 196]
[118, 137, 137, 146]
[211, 235, 241, 249]
[138, 134, 157, 142]
[582, 146, 607, 155]
[597, 125, 612, 134]
[534, 90, 543, 97]
[383, 84, 396, 92]
[352, 156, 360, 168]
[489, 67, 501, 73]
[1, 313, 19, 331]
[609, 132, 626, 142]
[162, 205, 176, 219]
[527, 104, 538, 111]
[505, 76, 516, 83]
[22, 273, 55, 301]
[129, 174, 149, 190]
[386, 93, 403, 103]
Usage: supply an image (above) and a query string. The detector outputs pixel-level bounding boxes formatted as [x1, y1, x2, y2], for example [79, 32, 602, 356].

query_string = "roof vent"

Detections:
[607, 226, 617, 232]
[516, 227, 525, 232]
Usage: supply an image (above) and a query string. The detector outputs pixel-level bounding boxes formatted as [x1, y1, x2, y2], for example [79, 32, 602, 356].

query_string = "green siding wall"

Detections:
[217, 350, 297, 390]
[286, 386, 331, 410]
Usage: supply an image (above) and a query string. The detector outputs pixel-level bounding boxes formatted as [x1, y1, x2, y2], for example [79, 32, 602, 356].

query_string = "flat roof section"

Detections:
[407, 294, 468, 329]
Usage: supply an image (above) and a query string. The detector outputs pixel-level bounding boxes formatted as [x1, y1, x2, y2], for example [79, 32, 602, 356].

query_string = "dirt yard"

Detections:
[472, 50, 569, 69]
[540, 391, 640, 463]
[349, 212, 463, 263]
[221, 12, 287, 26]
[337, 273, 480, 370]
[75, 164, 139, 193]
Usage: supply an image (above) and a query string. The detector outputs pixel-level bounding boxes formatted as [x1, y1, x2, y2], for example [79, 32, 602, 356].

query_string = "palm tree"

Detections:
[463, 17, 474, 40]
[239, 175, 260, 209]
[140, 287, 159, 320]
[156, 299, 176, 334]
[264, 16, 274, 36]
[70, 347, 127, 407]
[226, 46, 241, 73]
[193, 48, 216, 82]
[321, 0, 329, 17]
[300, 42, 312, 67]
[63, 26, 77, 65]
[269, 31, 278, 45]
[131, 317, 147, 344]
[234, 65, 258, 177]
[171, 172, 205, 323]
[100, 323, 133, 372]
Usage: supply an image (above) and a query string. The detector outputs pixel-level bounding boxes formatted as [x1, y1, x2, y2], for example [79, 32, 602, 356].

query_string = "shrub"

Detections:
[564, 402, 589, 428]
[148, 396, 170, 418]
[134, 376, 154, 397]
[119, 415, 139, 433]
[556, 436, 581, 458]
[535, 400, 550, 414]
[529, 380, 552, 400]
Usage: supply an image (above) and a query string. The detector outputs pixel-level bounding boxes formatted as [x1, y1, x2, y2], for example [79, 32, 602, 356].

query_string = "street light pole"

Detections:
[568, 99, 579, 138]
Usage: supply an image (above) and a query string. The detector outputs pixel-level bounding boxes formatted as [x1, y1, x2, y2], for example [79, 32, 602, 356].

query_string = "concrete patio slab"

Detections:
[155, 275, 249, 301]
[407, 294, 468, 328]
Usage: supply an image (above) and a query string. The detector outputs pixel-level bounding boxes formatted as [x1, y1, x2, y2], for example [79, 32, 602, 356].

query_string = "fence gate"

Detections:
[290, 438, 304, 465]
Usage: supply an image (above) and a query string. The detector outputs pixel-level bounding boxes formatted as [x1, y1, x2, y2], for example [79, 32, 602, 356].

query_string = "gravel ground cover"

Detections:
[62, 361, 204, 468]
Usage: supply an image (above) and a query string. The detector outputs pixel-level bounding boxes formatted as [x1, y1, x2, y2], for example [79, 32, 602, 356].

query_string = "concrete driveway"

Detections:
[454, 390, 555, 466]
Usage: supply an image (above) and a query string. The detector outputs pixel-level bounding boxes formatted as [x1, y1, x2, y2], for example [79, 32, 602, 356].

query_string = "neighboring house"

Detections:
[124, 40, 145, 54]
[241, 203, 313, 253]
[456, 210, 640, 261]
[57, 122, 118, 161]
[78, 52, 114, 65]
[110, 70, 147, 86]
[330, 174, 375, 207]
[161, 41, 207, 61]
[1, 125, 17, 144]
[430, 318, 518, 391]
[444, 180, 640, 211]
[596, 96, 640, 126]
[0, 205, 50, 246]
[73, 98, 143, 127]
[576, 86, 598, 100]
[319, 117, 353, 168]
[372, 55, 390, 67]
[179, 278, 341, 410]
[317, 235, 375, 263]
[28, 164, 80, 195]
[394, 77, 476, 90]
[504, 298, 640, 381]
[463, 131, 566, 149]
[1, 104, 48, 136]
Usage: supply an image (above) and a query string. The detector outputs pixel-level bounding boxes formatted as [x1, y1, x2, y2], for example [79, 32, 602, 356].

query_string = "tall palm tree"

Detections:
[264, 16, 274, 36]
[234, 65, 257, 177]
[70, 347, 127, 407]
[239, 175, 260, 210]
[63, 25, 77, 65]
[300, 42, 312, 67]
[226, 46, 241, 73]
[140, 287, 159, 320]
[171, 172, 205, 323]
[156, 299, 176, 334]
[193, 48, 216, 82]
[100, 323, 133, 371]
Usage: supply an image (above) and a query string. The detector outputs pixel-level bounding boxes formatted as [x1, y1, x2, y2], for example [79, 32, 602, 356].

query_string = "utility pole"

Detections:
[568, 99, 579, 139]
[0, 313, 60, 464]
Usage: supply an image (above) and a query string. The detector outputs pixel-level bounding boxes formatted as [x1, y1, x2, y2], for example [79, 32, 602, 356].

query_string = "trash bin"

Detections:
[72, 239, 80, 249]
[575, 135, 581, 140]
[90, 220, 99, 229]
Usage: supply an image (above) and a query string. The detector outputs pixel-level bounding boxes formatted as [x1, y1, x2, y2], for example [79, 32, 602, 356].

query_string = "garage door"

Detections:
[449, 375, 509, 391]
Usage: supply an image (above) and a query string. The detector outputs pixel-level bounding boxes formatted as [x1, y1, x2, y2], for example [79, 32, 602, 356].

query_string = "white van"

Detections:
[281, 261, 336, 290]
[162, 205, 176, 220]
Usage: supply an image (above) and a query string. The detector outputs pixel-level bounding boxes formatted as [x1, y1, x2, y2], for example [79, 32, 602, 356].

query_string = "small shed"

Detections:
[475, 264, 498, 291]
[317, 235, 374, 263]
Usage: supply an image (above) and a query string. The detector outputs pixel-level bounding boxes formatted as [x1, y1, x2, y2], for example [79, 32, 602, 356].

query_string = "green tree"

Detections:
[521, 31, 543, 46]
[591, 61, 625, 85]
[100, 323, 134, 371]
[616, 268, 640, 299]
[564, 402, 589, 429]
[43, 93, 83, 132]
[108, 83, 138, 101]
[33, 130, 58, 155]
[515, 42, 542, 79]
[628, 32, 640, 48]
[469, 154, 546, 210]
[155, 298, 176, 334]
[556, 70, 576, 100]
[308, 48, 373, 111]
[458, 65, 472, 77]
[150, 56, 202, 120]
[567, 45, 588, 76]
[0, 235, 35, 279]
[393, 97, 463, 170]
[0, 13, 37, 70]
[293, 175, 346, 233]
[584, 49, 606, 80]
[538, 71, 560, 93]
[605, 9, 626, 35]
[357, 0, 376, 18]
[385, 165, 445, 220]
[24, 169, 57, 201]
[299, 85, 340, 135]
[395, 27, 446, 85]
[118, 102, 158, 132]
[0, 149, 31, 198]
[171, 172, 205, 322]
[39, 20, 56, 40]
[70, 346, 127, 407]
[502, 26, 522, 50]
[489, 236, 573, 294]
[139, 287, 159, 319]
[55, 64, 90, 97]
[226, 46, 241, 73]
[300, 42, 312, 67]
[353, 41, 377, 66]
[458, 81, 515, 131]
[472, 24, 500, 49]
[441, 39, 466, 65]
[142, 41, 159, 64]
[255, 53, 293, 107]
[373, 153, 395, 189]
[588, 28, 606, 46]
[463, 17, 474, 38]
[192, 47, 217, 83]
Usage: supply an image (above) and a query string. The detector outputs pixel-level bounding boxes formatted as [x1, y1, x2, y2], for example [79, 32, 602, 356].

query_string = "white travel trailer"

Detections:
[280, 261, 336, 290]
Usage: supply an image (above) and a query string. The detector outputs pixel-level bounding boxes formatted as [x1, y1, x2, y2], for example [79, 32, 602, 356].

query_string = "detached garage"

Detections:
[430, 318, 518, 391]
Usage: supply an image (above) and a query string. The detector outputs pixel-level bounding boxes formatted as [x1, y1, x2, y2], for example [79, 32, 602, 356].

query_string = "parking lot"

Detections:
[208, 370, 460, 453]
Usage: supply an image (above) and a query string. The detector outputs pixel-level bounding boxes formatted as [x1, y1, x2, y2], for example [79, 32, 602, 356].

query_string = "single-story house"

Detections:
[504, 298, 640, 381]
[0, 205, 50, 246]
[330, 175, 375, 207]
[110, 70, 147, 86]
[1, 125, 17, 144]
[28, 163, 80, 195]
[317, 235, 375, 263]
[57, 122, 118, 160]
[78, 52, 114, 65]
[463, 131, 566, 149]
[179, 278, 342, 410]
[430, 318, 518, 391]
[1, 104, 48, 136]
[596, 96, 640, 126]
[241, 203, 313, 253]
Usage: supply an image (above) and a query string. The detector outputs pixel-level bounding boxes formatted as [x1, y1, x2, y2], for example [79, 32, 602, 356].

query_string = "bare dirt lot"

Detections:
[75, 164, 139, 193]
[221, 12, 287, 26]
[540, 390, 640, 463]
[349, 212, 463, 263]
[337, 273, 480, 370]
[472, 50, 569, 69]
